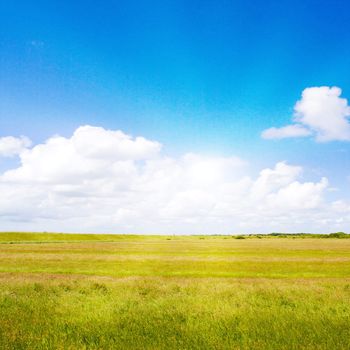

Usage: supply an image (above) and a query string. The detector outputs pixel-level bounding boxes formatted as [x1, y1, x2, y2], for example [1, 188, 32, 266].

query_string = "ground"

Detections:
[0, 233, 349, 349]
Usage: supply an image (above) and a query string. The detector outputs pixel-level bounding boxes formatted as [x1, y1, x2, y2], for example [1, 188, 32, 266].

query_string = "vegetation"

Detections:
[0, 233, 350, 349]
[0, 231, 348, 244]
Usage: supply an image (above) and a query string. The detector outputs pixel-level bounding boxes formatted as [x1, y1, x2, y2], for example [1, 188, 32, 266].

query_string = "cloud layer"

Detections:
[262, 86, 350, 142]
[0, 136, 32, 157]
[0, 125, 349, 234]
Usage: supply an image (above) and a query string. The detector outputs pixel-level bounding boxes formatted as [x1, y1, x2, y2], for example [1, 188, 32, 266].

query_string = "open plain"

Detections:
[0, 233, 349, 349]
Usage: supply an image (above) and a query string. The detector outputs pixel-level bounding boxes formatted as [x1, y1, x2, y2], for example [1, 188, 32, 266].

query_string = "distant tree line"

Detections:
[231, 232, 349, 239]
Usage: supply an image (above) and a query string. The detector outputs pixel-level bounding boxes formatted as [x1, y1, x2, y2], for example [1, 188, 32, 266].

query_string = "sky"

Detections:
[1, 0, 350, 234]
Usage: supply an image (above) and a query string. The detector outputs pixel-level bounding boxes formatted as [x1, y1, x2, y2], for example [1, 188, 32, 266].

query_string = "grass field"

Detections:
[0, 233, 350, 349]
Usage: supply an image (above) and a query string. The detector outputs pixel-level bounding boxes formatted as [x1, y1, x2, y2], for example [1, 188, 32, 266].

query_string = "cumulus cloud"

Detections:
[72, 125, 161, 160]
[251, 162, 303, 199]
[265, 177, 328, 210]
[262, 86, 350, 142]
[2, 125, 161, 183]
[0, 136, 32, 157]
[0, 125, 348, 234]
[261, 124, 311, 140]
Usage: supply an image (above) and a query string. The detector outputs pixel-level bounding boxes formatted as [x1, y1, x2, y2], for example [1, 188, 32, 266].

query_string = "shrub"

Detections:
[328, 232, 348, 238]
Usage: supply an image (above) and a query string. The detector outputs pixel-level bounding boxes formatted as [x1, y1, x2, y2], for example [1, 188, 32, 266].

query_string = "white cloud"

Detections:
[265, 177, 328, 210]
[0, 125, 349, 234]
[2, 125, 161, 183]
[261, 124, 311, 139]
[0, 136, 32, 157]
[262, 86, 350, 142]
[251, 162, 303, 199]
[72, 125, 161, 160]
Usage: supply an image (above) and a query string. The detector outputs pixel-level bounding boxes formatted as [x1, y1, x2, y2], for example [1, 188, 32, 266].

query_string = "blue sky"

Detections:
[0, 1, 350, 233]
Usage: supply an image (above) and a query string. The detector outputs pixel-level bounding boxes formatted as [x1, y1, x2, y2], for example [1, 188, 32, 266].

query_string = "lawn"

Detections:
[0, 233, 349, 349]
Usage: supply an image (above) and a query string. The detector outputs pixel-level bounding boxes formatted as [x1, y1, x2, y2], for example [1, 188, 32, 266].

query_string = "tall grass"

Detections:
[0, 233, 350, 349]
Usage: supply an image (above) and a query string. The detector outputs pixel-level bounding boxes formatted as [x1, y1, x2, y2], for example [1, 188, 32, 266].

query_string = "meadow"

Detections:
[0, 232, 349, 349]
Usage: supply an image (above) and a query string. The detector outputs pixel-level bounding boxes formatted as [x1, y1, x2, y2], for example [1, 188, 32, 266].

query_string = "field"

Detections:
[0, 233, 350, 349]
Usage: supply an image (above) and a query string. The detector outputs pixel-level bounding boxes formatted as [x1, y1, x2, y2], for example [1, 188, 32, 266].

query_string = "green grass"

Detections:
[0, 233, 350, 349]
